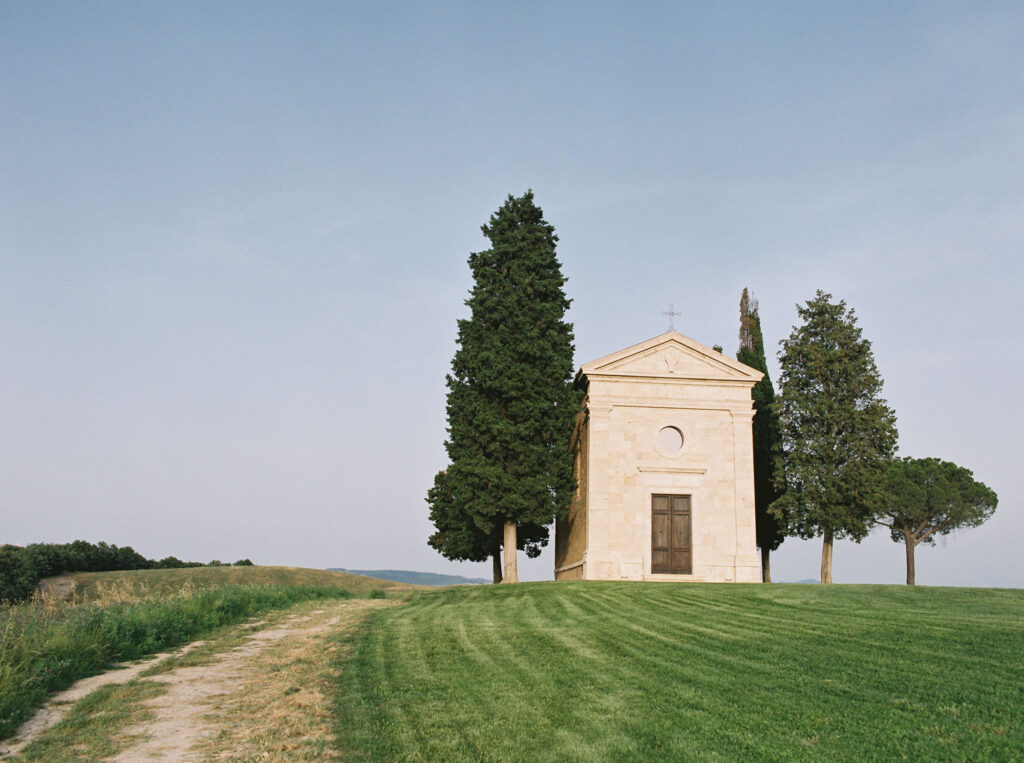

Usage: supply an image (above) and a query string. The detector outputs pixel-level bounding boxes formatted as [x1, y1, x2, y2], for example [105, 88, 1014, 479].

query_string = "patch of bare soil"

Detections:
[1, 641, 207, 759]
[182, 600, 391, 761]
[5, 598, 390, 760]
[116, 599, 388, 761]
[22, 598, 388, 760]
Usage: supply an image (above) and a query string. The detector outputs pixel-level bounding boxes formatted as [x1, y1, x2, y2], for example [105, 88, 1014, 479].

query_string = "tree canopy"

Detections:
[736, 288, 784, 582]
[426, 469, 492, 565]
[430, 191, 579, 582]
[426, 469, 549, 583]
[878, 457, 997, 585]
[772, 290, 898, 583]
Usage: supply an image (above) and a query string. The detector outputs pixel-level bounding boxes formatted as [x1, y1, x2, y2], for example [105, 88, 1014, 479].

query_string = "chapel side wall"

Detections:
[731, 409, 762, 582]
[577, 384, 630, 580]
[555, 411, 589, 579]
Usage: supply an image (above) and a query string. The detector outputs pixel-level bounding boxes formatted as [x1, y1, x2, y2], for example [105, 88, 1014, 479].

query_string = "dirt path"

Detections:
[4, 598, 388, 760]
[1, 641, 209, 759]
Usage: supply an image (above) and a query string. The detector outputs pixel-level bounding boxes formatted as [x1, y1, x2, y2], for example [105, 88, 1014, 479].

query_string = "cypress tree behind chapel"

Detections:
[431, 191, 579, 583]
[736, 289, 785, 582]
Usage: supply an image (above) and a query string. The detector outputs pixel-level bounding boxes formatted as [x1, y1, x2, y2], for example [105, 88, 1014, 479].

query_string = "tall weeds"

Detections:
[0, 583, 352, 739]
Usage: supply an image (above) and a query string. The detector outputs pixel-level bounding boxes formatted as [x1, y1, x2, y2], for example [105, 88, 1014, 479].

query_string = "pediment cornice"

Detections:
[576, 331, 763, 385]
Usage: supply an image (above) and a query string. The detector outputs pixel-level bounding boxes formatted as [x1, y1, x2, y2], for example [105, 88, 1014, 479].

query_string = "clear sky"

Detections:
[2, 2, 1021, 586]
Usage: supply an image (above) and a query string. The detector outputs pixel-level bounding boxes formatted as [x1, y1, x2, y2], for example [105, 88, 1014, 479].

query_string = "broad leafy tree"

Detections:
[736, 289, 785, 582]
[432, 191, 580, 583]
[0, 545, 39, 603]
[878, 457, 997, 585]
[772, 291, 898, 583]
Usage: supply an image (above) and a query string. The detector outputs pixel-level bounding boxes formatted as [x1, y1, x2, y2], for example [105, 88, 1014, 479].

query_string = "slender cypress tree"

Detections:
[772, 291, 898, 583]
[433, 191, 579, 583]
[736, 289, 785, 582]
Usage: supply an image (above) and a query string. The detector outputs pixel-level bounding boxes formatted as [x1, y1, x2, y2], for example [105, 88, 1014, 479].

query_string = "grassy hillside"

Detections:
[330, 569, 489, 586]
[335, 582, 1024, 760]
[43, 565, 415, 603]
[1, 576, 364, 740]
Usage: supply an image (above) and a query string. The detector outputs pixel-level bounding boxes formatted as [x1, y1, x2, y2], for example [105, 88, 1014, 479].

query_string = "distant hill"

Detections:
[329, 569, 489, 586]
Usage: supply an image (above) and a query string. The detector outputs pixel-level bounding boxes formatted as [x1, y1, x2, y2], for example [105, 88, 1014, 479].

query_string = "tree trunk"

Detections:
[502, 522, 519, 584]
[761, 547, 772, 583]
[905, 540, 916, 586]
[820, 530, 834, 584]
[492, 549, 503, 584]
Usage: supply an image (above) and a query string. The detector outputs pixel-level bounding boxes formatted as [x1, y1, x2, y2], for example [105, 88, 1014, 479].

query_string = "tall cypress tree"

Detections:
[736, 289, 785, 582]
[772, 291, 898, 583]
[433, 191, 579, 583]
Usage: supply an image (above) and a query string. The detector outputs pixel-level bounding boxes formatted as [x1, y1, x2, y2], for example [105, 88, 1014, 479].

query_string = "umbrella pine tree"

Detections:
[878, 457, 997, 585]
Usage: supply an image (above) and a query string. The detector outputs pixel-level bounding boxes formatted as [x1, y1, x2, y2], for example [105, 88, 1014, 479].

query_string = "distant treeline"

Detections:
[0, 540, 254, 603]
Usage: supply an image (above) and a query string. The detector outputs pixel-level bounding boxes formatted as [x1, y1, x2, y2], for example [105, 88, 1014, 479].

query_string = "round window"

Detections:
[657, 425, 684, 454]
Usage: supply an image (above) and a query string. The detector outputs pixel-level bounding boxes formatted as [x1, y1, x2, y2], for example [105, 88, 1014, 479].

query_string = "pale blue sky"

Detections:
[2, 2, 1021, 585]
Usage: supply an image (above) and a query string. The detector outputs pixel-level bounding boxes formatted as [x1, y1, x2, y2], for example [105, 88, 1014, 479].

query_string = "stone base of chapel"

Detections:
[555, 558, 762, 583]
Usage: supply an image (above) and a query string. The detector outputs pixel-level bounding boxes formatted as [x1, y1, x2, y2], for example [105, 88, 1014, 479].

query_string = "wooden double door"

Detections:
[651, 494, 692, 574]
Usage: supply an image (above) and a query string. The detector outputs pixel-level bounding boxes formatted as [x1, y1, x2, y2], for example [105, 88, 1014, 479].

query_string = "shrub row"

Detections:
[0, 541, 254, 604]
[0, 582, 352, 739]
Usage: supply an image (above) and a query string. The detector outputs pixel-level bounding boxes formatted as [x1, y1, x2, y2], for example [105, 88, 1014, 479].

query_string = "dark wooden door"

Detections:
[652, 494, 692, 574]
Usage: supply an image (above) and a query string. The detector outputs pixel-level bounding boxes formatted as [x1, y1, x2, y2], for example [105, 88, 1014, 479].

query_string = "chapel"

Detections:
[554, 331, 763, 582]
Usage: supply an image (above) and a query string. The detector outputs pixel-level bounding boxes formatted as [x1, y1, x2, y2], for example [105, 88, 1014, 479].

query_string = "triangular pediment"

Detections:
[578, 331, 763, 383]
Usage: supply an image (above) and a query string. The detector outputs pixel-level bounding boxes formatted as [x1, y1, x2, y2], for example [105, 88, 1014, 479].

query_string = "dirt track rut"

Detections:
[3, 598, 386, 760]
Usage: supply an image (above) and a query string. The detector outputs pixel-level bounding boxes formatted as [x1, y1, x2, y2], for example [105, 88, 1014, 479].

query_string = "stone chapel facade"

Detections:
[554, 331, 763, 582]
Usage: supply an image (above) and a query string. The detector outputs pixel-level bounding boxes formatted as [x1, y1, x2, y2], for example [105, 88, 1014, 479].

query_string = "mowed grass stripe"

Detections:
[334, 582, 1024, 761]
[342, 589, 620, 759]
[446, 586, 770, 759]
[337, 585, 750, 760]
[382, 586, 760, 761]
[385, 600, 515, 756]
[620, 584, 1020, 687]
[567, 599, 798, 758]
[422, 590, 615, 757]
[568, 584, 868, 650]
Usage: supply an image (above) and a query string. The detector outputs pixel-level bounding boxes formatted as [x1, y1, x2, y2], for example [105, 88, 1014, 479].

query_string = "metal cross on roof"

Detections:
[662, 303, 681, 332]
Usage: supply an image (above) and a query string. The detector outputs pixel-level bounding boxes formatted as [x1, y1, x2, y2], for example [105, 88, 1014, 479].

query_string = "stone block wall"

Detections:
[555, 332, 762, 583]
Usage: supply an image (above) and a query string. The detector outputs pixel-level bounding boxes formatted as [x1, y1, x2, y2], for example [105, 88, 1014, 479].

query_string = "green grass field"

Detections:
[334, 582, 1024, 761]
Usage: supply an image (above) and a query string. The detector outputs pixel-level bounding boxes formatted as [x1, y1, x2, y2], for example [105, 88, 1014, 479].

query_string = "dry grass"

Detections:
[43, 565, 418, 604]
[17, 680, 167, 760]
[12, 597, 395, 760]
[1, 579, 355, 742]
[187, 598, 395, 760]
[95, 576, 201, 606]
[4, 567, 409, 758]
